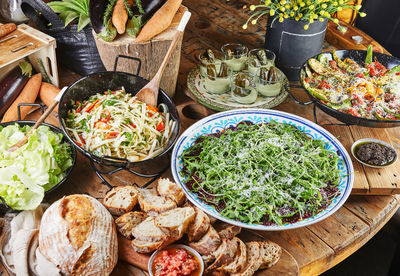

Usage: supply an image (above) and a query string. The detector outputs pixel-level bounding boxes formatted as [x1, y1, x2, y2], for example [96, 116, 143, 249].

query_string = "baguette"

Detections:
[231, 242, 264, 276]
[155, 207, 195, 233]
[112, 0, 128, 34]
[189, 226, 221, 256]
[39, 82, 60, 113]
[132, 216, 168, 242]
[214, 221, 241, 239]
[205, 238, 238, 275]
[259, 241, 282, 269]
[223, 237, 247, 274]
[187, 206, 210, 242]
[135, 0, 183, 42]
[137, 188, 176, 214]
[157, 178, 186, 206]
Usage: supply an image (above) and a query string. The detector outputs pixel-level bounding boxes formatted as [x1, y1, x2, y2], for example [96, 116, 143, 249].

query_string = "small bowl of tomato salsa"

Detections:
[148, 244, 204, 276]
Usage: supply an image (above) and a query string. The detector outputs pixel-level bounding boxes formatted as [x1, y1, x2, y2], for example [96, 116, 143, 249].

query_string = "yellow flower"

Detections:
[306, 1, 311, 5]
[299, 13, 303, 17]
[280, 6, 285, 12]
[279, 12, 284, 17]
[251, 19, 257, 24]
[333, 18, 339, 24]
[309, 18, 314, 23]
[321, 4, 327, 9]
[290, 11, 295, 16]
[279, 17, 284, 22]
[242, 24, 248, 29]
[360, 12, 366, 17]
[265, 0, 271, 4]
[250, 5, 255, 11]
[309, 4, 314, 9]
[304, 24, 309, 30]
[338, 0, 344, 4]
[270, 9, 276, 16]
[295, 16, 300, 21]
[284, 13, 289, 18]
[293, 6, 299, 11]
[280, 0, 286, 4]
[300, 2, 305, 7]
[319, 17, 324, 22]
[337, 6, 342, 11]
[285, 4, 290, 9]
[324, 11, 330, 16]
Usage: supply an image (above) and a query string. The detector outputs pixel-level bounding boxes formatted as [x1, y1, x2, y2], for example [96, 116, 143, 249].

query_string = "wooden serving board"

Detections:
[112, 230, 299, 276]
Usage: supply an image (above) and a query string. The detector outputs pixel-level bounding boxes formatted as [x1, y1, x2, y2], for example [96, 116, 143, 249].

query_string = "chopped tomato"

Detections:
[130, 123, 136, 128]
[105, 132, 119, 139]
[156, 121, 165, 132]
[304, 77, 309, 83]
[100, 110, 111, 122]
[318, 81, 332, 89]
[86, 99, 100, 112]
[364, 94, 375, 101]
[329, 60, 338, 70]
[355, 73, 365, 79]
[348, 107, 361, 117]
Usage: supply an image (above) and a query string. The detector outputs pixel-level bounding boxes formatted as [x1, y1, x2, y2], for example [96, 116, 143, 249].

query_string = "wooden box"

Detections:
[0, 23, 59, 86]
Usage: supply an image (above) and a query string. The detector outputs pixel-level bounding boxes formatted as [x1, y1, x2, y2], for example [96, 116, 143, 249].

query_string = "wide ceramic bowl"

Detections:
[171, 109, 354, 231]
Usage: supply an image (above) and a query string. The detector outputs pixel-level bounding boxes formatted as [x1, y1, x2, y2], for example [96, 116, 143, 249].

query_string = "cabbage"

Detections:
[0, 124, 73, 210]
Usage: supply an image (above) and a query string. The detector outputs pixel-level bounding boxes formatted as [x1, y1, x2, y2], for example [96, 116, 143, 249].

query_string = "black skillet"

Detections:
[287, 49, 400, 128]
[57, 55, 181, 171]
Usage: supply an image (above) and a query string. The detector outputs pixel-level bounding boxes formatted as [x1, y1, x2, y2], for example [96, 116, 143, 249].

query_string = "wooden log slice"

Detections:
[93, 6, 188, 99]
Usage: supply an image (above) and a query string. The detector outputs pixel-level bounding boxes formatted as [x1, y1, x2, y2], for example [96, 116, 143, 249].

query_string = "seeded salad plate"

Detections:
[171, 109, 354, 231]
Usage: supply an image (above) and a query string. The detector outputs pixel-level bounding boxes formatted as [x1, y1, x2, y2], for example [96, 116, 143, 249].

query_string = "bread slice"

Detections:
[115, 211, 147, 238]
[205, 238, 238, 275]
[103, 185, 139, 216]
[187, 206, 211, 242]
[131, 239, 164, 253]
[214, 221, 241, 239]
[131, 217, 168, 242]
[231, 241, 264, 276]
[157, 178, 186, 206]
[189, 226, 221, 256]
[223, 237, 247, 273]
[137, 188, 176, 214]
[259, 241, 282, 269]
[155, 207, 196, 234]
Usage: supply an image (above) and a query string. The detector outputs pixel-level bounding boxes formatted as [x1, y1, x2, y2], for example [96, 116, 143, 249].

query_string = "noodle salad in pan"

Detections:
[64, 89, 175, 162]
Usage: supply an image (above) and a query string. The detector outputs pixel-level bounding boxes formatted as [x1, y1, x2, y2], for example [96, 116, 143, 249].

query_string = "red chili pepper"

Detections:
[86, 99, 100, 112]
[105, 132, 119, 139]
[130, 123, 136, 128]
[156, 121, 165, 132]
[75, 141, 82, 147]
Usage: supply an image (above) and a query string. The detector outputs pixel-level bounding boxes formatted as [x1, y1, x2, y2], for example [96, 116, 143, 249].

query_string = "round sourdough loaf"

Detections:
[38, 194, 118, 275]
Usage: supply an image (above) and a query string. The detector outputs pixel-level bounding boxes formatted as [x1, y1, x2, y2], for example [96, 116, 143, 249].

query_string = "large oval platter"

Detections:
[171, 109, 354, 231]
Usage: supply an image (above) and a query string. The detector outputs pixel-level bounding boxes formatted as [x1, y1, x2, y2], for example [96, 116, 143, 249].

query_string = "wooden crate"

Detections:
[0, 23, 58, 86]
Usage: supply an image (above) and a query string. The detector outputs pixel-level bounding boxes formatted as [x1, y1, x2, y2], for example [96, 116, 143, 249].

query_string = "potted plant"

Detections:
[244, 0, 366, 80]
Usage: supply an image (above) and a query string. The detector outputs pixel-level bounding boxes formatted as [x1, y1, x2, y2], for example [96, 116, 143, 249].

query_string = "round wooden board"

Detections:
[256, 249, 299, 276]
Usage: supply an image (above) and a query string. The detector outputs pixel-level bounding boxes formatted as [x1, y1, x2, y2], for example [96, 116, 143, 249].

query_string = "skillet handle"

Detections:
[113, 55, 142, 75]
[17, 103, 45, 121]
[287, 83, 314, 105]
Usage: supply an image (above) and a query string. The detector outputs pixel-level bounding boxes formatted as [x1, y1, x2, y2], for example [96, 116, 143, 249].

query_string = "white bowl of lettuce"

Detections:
[0, 123, 75, 210]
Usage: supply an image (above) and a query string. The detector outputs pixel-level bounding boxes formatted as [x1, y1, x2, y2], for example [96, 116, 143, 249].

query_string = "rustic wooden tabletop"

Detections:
[2, 0, 400, 275]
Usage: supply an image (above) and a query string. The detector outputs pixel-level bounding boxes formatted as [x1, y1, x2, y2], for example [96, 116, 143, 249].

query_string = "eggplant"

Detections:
[90, 0, 166, 40]
[0, 62, 32, 116]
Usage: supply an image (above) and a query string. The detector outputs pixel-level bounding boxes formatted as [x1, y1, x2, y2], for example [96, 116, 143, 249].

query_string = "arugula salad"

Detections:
[180, 121, 341, 225]
[0, 124, 73, 210]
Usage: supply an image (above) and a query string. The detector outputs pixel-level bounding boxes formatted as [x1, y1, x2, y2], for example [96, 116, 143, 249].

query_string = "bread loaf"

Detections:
[38, 194, 118, 276]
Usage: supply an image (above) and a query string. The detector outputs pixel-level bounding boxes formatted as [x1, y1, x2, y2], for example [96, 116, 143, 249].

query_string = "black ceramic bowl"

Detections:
[298, 49, 400, 128]
[0, 120, 77, 210]
[58, 71, 181, 167]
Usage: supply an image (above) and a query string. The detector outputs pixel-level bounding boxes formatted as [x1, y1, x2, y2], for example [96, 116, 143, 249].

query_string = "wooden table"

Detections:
[5, 1, 399, 275]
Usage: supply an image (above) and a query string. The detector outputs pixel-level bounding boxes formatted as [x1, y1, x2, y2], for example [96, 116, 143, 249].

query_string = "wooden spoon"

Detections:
[7, 87, 67, 152]
[135, 11, 192, 107]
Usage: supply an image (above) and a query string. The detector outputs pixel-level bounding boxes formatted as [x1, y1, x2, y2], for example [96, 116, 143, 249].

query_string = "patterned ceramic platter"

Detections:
[171, 109, 354, 231]
[187, 67, 289, 112]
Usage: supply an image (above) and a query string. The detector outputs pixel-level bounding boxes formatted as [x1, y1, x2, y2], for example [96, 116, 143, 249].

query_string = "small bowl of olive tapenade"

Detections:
[351, 138, 398, 168]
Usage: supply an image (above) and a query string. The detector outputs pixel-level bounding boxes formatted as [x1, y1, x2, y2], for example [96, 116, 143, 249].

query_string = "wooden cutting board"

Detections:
[112, 230, 299, 276]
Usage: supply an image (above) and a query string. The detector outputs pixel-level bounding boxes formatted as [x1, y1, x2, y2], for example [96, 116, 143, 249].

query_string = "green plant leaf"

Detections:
[49, 1, 85, 15]
[64, 11, 79, 26]
[77, 13, 90, 32]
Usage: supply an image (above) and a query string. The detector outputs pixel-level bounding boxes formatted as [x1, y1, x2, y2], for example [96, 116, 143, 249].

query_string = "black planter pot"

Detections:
[265, 17, 327, 81]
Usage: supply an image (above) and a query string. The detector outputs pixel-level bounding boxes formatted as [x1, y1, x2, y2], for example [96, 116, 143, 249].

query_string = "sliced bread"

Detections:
[223, 237, 247, 274]
[115, 211, 147, 238]
[137, 188, 176, 214]
[157, 178, 186, 206]
[131, 216, 168, 242]
[155, 207, 196, 234]
[189, 226, 221, 256]
[231, 241, 264, 276]
[103, 185, 139, 216]
[214, 221, 242, 239]
[259, 241, 282, 269]
[205, 238, 238, 275]
[131, 239, 163, 253]
[187, 206, 211, 242]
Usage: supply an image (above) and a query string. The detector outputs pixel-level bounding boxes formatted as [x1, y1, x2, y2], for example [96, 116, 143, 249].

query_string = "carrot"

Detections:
[39, 82, 60, 113]
[135, 0, 183, 43]
[0, 23, 17, 38]
[112, 0, 129, 35]
[2, 73, 42, 123]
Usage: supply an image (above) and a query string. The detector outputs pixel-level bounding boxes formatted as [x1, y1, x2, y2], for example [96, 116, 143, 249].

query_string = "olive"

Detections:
[218, 62, 229, 78]
[267, 66, 279, 82]
[249, 55, 261, 67]
[256, 50, 268, 64]
[225, 49, 234, 60]
[207, 64, 217, 80]
[259, 67, 269, 81]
